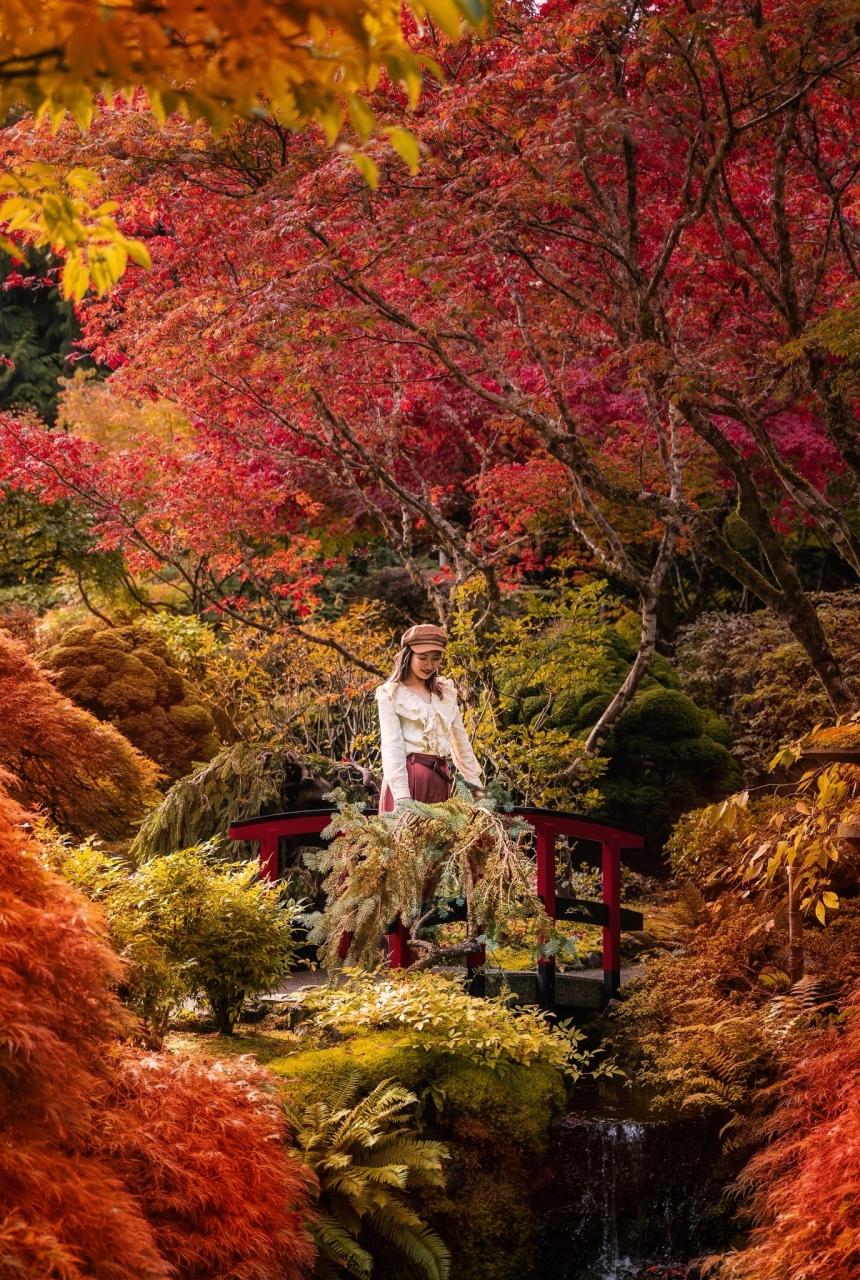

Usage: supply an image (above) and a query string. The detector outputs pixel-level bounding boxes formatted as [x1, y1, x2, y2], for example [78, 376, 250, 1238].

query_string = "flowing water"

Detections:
[538, 1097, 727, 1280]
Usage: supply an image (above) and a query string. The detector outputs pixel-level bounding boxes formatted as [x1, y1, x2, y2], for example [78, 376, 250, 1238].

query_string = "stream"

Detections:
[537, 1093, 728, 1280]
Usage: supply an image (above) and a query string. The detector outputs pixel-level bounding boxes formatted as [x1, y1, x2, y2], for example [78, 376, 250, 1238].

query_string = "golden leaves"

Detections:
[0, 165, 152, 299]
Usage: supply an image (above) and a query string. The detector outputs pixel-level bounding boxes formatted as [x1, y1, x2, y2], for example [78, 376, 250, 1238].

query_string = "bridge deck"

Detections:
[229, 804, 646, 1010]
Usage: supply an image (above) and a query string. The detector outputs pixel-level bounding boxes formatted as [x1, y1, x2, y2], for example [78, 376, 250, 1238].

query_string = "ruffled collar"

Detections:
[381, 677, 456, 719]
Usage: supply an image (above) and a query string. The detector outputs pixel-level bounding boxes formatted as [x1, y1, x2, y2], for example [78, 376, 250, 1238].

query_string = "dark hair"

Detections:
[389, 645, 443, 698]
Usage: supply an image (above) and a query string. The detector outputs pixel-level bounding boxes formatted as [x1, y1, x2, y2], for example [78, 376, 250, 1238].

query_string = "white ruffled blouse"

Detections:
[375, 676, 483, 803]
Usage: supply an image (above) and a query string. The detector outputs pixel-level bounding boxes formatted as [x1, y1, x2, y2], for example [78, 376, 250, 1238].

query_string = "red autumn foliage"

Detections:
[0, 780, 168, 1279]
[2, 0, 859, 706]
[94, 1053, 316, 1280]
[0, 783, 315, 1279]
[713, 990, 860, 1280]
[0, 628, 160, 839]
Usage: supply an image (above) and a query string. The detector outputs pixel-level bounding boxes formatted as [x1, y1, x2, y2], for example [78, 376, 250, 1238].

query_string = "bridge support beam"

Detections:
[535, 819, 557, 1009]
[601, 838, 622, 1000]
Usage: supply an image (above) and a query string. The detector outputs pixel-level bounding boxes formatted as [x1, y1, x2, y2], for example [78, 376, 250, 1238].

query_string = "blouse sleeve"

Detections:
[375, 685, 412, 803]
[449, 701, 483, 790]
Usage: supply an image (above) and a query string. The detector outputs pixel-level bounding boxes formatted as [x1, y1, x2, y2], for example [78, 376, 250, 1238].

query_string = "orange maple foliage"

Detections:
[0, 628, 160, 839]
[0, 783, 316, 1279]
[0, 779, 167, 1278]
[95, 1054, 316, 1280]
[713, 989, 860, 1280]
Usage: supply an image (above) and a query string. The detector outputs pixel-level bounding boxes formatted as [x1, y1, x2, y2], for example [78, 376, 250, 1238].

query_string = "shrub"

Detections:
[707, 984, 860, 1280]
[675, 593, 860, 781]
[286, 1075, 449, 1280]
[0, 777, 314, 1280]
[111, 847, 303, 1036]
[41, 622, 220, 780]
[0, 629, 160, 839]
[598, 686, 739, 848]
[94, 1052, 315, 1280]
[300, 969, 598, 1079]
[677, 746, 860, 931]
[449, 581, 737, 839]
[146, 603, 392, 761]
[667, 797, 785, 895]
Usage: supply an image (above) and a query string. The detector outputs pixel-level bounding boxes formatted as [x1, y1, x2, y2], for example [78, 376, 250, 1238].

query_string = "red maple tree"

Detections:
[0, 779, 315, 1279]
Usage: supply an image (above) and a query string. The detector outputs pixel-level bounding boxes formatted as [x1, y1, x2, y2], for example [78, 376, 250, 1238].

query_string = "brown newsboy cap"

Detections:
[401, 623, 447, 652]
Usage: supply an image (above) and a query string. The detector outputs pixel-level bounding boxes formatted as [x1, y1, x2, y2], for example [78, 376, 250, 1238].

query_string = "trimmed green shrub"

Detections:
[41, 622, 221, 780]
[598, 687, 740, 849]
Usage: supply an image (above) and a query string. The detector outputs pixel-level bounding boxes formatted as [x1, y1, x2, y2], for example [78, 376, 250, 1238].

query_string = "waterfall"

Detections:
[538, 1102, 726, 1280]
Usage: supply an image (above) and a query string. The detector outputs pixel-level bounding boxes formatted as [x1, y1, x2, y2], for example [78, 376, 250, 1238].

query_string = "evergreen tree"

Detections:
[0, 249, 77, 423]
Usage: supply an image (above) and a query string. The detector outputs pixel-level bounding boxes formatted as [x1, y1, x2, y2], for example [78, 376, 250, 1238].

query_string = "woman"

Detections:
[375, 623, 483, 813]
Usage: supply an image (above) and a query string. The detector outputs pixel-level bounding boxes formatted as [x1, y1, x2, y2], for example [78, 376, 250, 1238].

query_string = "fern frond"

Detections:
[368, 1205, 451, 1280]
[313, 1213, 373, 1278]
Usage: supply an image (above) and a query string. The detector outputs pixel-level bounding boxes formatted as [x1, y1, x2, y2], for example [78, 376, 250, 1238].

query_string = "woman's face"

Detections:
[409, 647, 444, 681]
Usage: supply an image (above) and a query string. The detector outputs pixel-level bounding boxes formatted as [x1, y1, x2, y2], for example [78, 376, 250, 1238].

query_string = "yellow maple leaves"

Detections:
[0, 0, 484, 131]
[0, 0, 488, 296]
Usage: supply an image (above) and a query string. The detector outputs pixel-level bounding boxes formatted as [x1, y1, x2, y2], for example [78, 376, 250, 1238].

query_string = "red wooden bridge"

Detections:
[228, 806, 645, 1009]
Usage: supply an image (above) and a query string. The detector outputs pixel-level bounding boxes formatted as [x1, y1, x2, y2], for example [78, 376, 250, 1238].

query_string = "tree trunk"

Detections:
[585, 590, 660, 756]
[806, 352, 860, 495]
[211, 992, 236, 1036]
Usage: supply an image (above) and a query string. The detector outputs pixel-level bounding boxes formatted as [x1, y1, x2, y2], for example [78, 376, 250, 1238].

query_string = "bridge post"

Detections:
[466, 947, 486, 997]
[535, 818, 557, 1010]
[601, 837, 622, 1001]
[385, 919, 413, 968]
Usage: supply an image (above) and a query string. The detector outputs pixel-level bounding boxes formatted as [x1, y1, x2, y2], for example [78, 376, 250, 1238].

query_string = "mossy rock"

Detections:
[272, 1029, 566, 1280]
[806, 722, 860, 754]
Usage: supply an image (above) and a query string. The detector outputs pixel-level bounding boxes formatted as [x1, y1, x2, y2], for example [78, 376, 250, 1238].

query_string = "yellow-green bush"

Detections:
[45, 835, 303, 1040]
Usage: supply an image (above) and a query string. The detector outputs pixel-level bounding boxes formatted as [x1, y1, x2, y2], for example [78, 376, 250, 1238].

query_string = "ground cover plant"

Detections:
[197, 966, 584, 1280]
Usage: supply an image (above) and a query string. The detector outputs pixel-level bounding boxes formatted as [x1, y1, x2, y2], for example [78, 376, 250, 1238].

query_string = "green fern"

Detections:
[285, 1075, 450, 1280]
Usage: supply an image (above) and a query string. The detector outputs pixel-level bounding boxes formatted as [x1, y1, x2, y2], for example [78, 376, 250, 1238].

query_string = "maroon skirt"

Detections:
[379, 752, 455, 813]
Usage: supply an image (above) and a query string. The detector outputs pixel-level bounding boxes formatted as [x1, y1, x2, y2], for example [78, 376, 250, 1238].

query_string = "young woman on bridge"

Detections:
[375, 623, 483, 813]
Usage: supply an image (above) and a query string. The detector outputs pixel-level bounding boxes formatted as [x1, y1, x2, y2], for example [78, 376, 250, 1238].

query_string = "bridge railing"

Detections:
[228, 805, 644, 1005]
